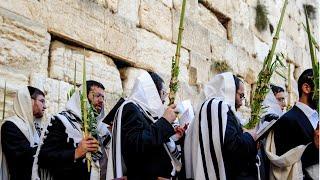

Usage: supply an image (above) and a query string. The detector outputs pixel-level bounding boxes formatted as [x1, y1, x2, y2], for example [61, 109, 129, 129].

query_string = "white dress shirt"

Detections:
[296, 102, 319, 129]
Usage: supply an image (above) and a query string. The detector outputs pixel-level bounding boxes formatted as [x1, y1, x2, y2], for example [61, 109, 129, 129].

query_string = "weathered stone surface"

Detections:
[135, 29, 189, 83]
[227, 0, 250, 29]
[253, 35, 269, 62]
[139, 0, 172, 41]
[224, 43, 262, 84]
[189, 52, 211, 85]
[0, 0, 42, 21]
[49, 41, 123, 95]
[117, 0, 139, 24]
[199, 0, 227, 16]
[105, 0, 118, 13]
[161, 0, 173, 8]
[209, 33, 228, 61]
[0, 7, 50, 76]
[232, 22, 255, 55]
[173, 11, 211, 57]
[173, 0, 198, 17]
[197, 3, 227, 39]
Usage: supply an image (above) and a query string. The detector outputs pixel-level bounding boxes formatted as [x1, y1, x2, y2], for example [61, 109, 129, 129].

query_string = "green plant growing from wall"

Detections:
[255, 0, 269, 32]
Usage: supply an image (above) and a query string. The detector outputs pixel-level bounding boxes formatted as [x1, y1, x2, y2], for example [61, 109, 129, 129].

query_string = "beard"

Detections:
[308, 92, 317, 110]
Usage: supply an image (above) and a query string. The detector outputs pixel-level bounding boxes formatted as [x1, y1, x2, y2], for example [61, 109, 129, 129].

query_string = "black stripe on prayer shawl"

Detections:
[112, 111, 119, 178]
[206, 99, 220, 180]
[218, 101, 223, 148]
[199, 101, 210, 180]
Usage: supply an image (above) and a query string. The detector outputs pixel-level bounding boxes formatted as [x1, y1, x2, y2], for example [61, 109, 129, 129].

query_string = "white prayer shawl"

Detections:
[265, 130, 307, 180]
[184, 72, 236, 180]
[32, 90, 110, 180]
[107, 71, 180, 179]
[0, 87, 41, 180]
[261, 90, 283, 118]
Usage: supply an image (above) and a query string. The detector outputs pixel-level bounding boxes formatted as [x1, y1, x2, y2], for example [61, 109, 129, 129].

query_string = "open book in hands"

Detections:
[175, 100, 195, 126]
[255, 113, 280, 140]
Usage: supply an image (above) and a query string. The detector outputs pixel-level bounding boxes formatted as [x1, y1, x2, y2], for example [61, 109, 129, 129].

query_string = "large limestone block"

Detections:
[135, 29, 189, 83]
[189, 52, 211, 85]
[0, 0, 42, 21]
[139, 0, 172, 41]
[117, 0, 139, 24]
[226, 0, 250, 29]
[0, 7, 50, 76]
[224, 43, 262, 84]
[209, 33, 228, 61]
[172, 11, 211, 57]
[232, 22, 255, 55]
[173, 0, 198, 18]
[197, 3, 227, 39]
[253, 35, 269, 63]
[49, 41, 123, 95]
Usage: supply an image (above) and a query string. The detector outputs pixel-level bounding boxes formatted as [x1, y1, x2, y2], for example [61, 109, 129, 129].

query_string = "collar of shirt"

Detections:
[296, 102, 319, 129]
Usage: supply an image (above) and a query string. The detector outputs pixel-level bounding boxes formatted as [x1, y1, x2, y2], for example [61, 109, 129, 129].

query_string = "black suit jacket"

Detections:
[274, 105, 319, 179]
[121, 102, 176, 180]
[1, 121, 37, 180]
[223, 109, 257, 180]
[38, 117, 90, 180]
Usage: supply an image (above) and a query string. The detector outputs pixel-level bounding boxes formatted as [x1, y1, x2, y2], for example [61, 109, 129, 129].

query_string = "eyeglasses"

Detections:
[238, 92, 245, 100]
[276, 97, 286, 103]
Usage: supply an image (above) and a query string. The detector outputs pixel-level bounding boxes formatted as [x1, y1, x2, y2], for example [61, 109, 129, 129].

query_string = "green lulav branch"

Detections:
[245, 0, 288, 129]
[169, 0, 187, 105]
[80, 49, 92, 172]
[304, 7, 319, 112]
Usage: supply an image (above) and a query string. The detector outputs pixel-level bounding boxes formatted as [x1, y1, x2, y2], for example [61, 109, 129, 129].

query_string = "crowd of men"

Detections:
[0, 68, 318, 180]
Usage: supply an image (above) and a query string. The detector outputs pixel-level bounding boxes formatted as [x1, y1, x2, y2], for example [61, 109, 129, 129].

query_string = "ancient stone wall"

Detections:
[0, 0, 319, 120]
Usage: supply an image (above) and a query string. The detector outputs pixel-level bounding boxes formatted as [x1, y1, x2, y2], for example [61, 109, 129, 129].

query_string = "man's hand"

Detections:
[74, 136, 99, 160]
[174, 123, 189, 140]
[314, 126, 319, 149]
[244, 128, 257, 141]
[163, 104, 177, 123]
[262, 113, 279, 122]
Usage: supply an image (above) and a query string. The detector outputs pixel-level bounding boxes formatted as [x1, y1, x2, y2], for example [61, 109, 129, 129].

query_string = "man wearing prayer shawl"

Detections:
[256, 84, 285, 180]
[268, 69, 319, 180]
[34, 80, 111, 180]
[107, 71, 186, 180]
[184, 72, 258, 180]
[1, 86, 47, 180]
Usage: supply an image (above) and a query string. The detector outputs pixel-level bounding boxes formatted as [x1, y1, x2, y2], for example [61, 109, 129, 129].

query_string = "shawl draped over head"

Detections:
[184, 72, 237, 180]
[1, 87, 41, 180]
